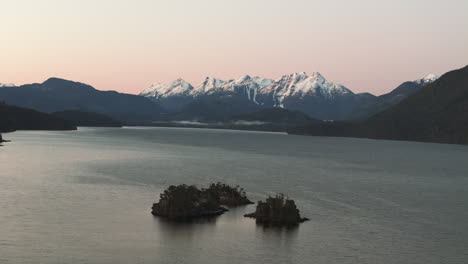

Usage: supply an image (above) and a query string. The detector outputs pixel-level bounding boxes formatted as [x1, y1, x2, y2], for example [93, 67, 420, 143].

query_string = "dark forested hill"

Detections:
[289, 65, 468, 145]
[0, 103, 76, 133]
[52, 110, 122, 127]
[0, 78, 164, 123]
[347, 81, 427, 120]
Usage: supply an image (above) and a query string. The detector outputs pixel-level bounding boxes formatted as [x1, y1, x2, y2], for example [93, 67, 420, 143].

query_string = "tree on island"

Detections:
[151, 183, 253, 220]
[152, 184, 224, 219]
[245, 194, 309, 226]
[204, 182, 253, 206]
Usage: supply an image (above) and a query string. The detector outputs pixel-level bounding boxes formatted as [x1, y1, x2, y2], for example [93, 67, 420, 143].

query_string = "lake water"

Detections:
[1, 127, 468, 264]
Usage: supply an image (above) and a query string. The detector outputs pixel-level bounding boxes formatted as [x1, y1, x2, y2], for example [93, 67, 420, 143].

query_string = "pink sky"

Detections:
[1, 0, 467, 95]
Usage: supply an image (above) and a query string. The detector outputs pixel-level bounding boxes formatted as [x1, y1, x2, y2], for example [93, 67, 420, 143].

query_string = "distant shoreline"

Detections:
[131, 122, 295, 133]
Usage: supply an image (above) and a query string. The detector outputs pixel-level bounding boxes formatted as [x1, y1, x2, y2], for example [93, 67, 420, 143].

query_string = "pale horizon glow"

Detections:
[1, 0, 467, 95]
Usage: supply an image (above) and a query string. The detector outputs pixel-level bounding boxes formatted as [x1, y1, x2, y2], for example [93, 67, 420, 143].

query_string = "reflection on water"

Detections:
[254, 223, 300, 247]
[255, 222, 300, 233]
[153, 216, 219, 240]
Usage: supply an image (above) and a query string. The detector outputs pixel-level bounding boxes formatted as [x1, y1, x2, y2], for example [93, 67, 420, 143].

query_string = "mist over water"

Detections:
[1, 127, 467, 264]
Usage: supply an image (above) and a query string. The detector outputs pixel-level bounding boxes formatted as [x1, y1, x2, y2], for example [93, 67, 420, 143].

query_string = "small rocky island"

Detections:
[151, 183, 253, 220]
[244, 194, 309, 226]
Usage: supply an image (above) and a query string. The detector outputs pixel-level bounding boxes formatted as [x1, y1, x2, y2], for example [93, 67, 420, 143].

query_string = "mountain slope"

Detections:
[348, 74, 439, 120]
[170, 96, 262, 122]
[0, 102, 76, 132]
[289, 65, 468, 145]
[0, 78, 164, 123]
[52, 110, 122, 127]
[363, 67, 468, 144]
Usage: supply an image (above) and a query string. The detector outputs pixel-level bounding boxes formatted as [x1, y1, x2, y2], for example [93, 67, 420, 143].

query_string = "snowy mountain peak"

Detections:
[252, 77, 274, 88]
[140, 78, 194, 98]
[237, 74, 252, 82]
[290, 72, 308, 81]
[0, 82, 15, 87]
[414, 74, 439, 85]
[282, 72, 326, 84]
[140, 83, 164, 95]
[294, 71, 307, 76]
[423, 73, 438, 82]
[196, 77, 226, 92]
[278, 72, 348, 92]
[262, 72, 352, 108]
[169, 78, 192, 87]
[310, 72, 325, 81]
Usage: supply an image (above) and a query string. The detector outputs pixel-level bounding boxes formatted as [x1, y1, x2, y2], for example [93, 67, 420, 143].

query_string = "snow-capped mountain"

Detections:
[0, 83, 15, 88]
[210, 75, 274, 103]
[414, 74, 439, 85]
[140, 75, 275, 109]
[193, 77, 226, 94]
[140, 78, 194, 98]
[256, 72, 372, 120]
[141, 72, 347, 105]
[258, 72, 352, 108]
[139, 78, 196, 111]
[140, 72, 370, 120]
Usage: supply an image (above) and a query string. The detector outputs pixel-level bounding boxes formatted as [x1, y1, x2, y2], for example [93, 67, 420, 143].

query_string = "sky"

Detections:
[1, 0, 467, 95]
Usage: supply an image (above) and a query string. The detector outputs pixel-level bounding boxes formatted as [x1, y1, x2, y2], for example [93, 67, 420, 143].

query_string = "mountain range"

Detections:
[1, 65, 466, 145]
[140, 72, 438, 121]
[0, 72, 438, 124]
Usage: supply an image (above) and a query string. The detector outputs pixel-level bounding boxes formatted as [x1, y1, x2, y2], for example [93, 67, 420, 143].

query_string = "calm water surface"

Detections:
[1, 127, 467, 264]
